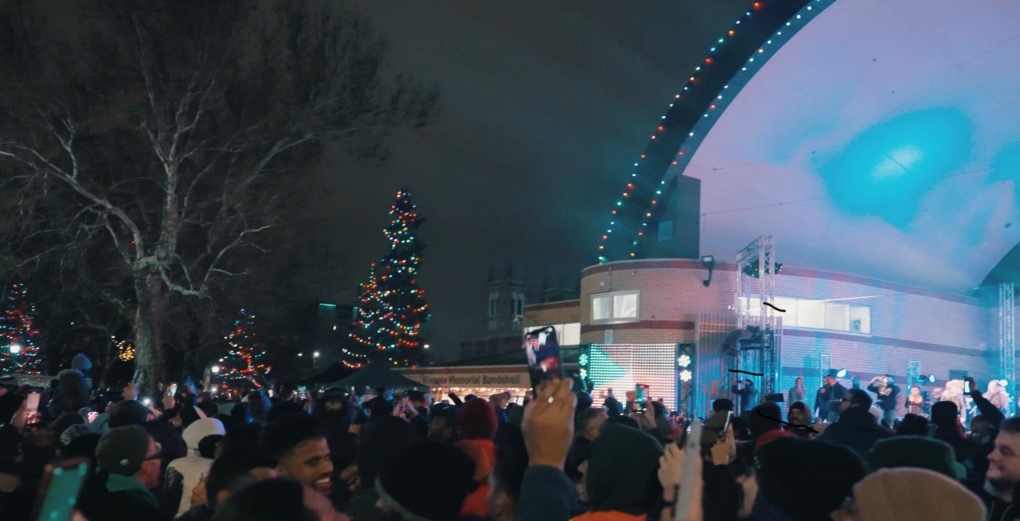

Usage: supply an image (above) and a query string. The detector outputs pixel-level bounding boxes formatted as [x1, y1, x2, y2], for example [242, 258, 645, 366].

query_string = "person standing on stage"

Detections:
[731, 378, 757, 415]
[815, 372, 848, 422]
[985, 380, 1011, 416]
[940, 380, 968, 426]
[788, 377, 806, 405]
[867, 375, 901, 426]
[906, 385, 925, 416]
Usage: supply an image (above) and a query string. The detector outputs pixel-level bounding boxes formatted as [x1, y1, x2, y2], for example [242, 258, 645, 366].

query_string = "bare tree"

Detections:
[0, 0, 438, 388]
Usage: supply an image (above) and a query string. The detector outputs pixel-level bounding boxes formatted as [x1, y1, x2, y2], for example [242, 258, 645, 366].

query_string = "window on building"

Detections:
[658, 220, 674, 242]
[591, 291, 640, 323]
[512, 292, 525, 317]
[738, 296, 871, 334]
[488, 292, 499, 318]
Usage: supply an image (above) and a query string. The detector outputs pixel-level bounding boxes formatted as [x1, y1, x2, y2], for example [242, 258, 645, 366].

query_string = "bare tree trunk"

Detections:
[133, 268, 167, 392]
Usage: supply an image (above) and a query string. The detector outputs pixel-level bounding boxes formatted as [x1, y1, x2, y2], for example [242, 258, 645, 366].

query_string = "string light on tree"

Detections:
[114, 336, 136, 361]
[221, 308, 271, 389]
[0, 283, 43, 374]
[345, 190, 430, 369]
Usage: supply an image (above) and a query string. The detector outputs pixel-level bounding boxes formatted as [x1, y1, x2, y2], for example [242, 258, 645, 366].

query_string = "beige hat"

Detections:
[854, 468, 985, 521]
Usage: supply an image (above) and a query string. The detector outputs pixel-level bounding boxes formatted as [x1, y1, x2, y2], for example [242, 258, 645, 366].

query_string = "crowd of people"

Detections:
[0, 367, 1019, 520]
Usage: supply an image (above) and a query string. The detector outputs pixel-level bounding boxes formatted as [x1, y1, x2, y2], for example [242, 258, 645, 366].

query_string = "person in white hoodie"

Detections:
[165, 418, 226, 517]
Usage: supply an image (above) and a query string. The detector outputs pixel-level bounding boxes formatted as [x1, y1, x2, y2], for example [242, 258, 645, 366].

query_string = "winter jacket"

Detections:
[77, 471, 171, 521]
[814, 383, 848, 421]
[818, 407, 890, 455]
[787, 386, 805, 406]
[867, 382, 900, 412]
[456, 438, 496, 518]
[515, 466, 579, 521]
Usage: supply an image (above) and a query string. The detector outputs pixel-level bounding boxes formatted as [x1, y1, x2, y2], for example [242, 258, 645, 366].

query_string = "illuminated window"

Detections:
[738, 297, 871, 334]
[591, 291, 640, 323]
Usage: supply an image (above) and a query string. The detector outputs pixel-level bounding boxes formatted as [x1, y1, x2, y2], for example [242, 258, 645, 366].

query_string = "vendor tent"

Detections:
[325, 363, 428, 392]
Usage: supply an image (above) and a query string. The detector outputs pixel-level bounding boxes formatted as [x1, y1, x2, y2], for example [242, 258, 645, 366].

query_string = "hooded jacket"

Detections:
[165, 418, 225, 516]
[574, 423, 663, 520]
[817, 406, 890, 455]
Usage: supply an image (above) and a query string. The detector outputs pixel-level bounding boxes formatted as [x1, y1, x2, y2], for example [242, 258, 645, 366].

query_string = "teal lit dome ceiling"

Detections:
[603, 0, 1020, 295]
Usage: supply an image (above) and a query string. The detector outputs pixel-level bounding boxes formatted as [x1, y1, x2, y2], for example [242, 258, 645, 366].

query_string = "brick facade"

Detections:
[525, 259, 999, 415]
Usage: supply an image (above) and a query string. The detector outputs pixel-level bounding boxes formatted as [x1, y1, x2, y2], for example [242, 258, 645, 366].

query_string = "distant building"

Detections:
[458, 262, 579, 360]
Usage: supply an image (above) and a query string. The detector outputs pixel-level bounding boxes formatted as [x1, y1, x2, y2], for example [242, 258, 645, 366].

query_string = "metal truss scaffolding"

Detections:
[736, 235, 779, 396]
[1001, 282, 1016, 417]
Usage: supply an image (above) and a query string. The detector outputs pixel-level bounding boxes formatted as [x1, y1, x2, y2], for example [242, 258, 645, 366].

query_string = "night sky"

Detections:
[320, 2, 750, 361]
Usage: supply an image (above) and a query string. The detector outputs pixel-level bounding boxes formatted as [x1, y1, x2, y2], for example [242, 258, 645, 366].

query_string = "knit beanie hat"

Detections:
[754, 437, 865, 521]
[458, 398, 498, 440]
[377, 439, 477, 521]
[585, 423, 664, 515]
[109, 400, 150, 428]
[853, 468, 985, 521]
[96, 425, 152, 476]
[865, 436, 960, 480]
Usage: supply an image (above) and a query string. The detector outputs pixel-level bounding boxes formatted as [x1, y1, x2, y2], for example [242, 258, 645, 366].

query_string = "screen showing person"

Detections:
[635, 384, 650, 413]
[524, 326, 563, 390]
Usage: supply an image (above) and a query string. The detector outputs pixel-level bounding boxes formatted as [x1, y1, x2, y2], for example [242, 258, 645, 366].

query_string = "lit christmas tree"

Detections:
[345, 190, 430, 368]
[221, 308, 270, 389]
[0, 283, 43, 374]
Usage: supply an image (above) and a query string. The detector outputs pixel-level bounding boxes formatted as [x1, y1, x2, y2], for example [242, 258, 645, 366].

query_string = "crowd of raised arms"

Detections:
[1, 369, 1019, 521]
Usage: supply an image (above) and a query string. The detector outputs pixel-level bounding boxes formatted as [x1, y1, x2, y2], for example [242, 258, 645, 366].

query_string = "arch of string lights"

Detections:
[598, 0, 836, 263]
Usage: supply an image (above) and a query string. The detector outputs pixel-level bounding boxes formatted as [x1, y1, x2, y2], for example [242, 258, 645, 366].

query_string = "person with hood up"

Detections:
[818, 389, 890, 455]
[345, 416, 421, 521]
[574, 422, 663, 521]
[166, 418, 226, 516]
[374, 439, 478, 521]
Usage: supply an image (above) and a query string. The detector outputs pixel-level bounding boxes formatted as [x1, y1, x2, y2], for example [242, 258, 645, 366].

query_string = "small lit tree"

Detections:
[221, 308, 270, 388]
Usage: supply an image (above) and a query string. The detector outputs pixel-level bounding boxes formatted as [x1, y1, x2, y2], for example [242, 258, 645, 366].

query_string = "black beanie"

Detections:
[754, 437, 865, 521]
[377, 439, 476, 521]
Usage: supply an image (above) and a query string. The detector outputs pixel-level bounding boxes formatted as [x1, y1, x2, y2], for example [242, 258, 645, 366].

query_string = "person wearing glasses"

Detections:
[77, 425, 171, 521]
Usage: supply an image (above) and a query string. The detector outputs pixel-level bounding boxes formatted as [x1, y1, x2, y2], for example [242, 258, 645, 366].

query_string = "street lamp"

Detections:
[211, 365, 220, 374]
[9, 343, 21, 354]
[313, 351, 320, 369]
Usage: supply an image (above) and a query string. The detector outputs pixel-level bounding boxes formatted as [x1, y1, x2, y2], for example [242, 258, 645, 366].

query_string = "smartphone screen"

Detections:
[32, 459, 89, 521]
[524, 326, 563, 392]
[169, 383, 178, 396]
[635, 384, 649, 413]
[297, 386, 308, 400]
[964, 380, 971, 393]
[25, 392, 40, 413]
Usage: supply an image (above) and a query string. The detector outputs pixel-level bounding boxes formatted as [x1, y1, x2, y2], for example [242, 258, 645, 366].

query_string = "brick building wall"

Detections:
[535, 259, 1001, 416]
